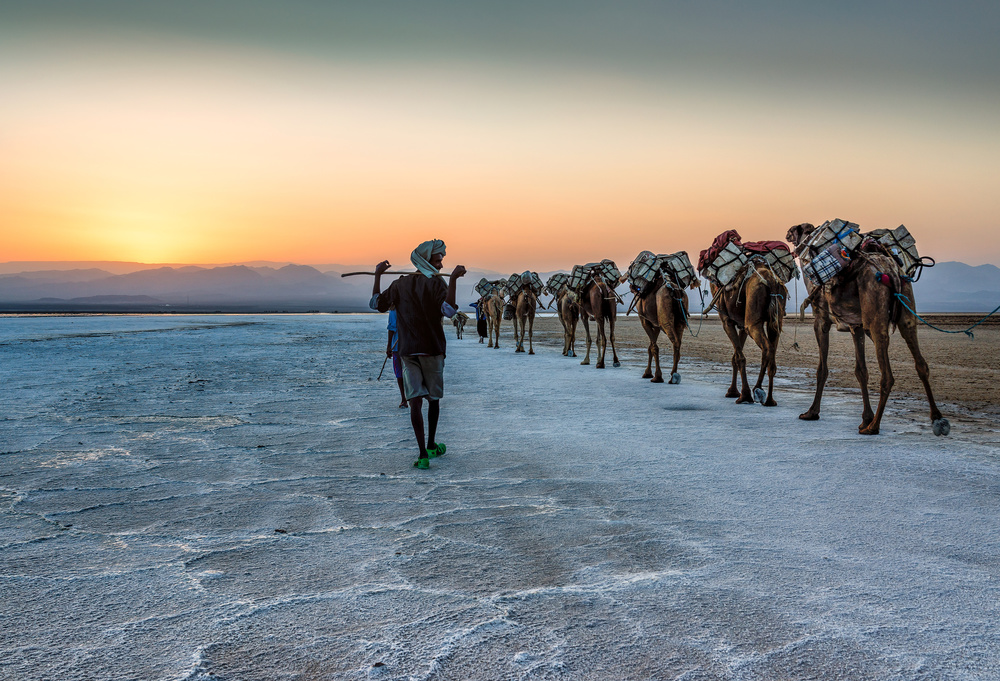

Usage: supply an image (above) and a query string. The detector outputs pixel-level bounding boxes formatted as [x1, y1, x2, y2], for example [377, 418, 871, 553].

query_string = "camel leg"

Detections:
[595, 317, 607, 369]
[724, 323, 741, 398]
[861, 322, 894, 436]
[580, 315, 591, 365]
[898, 319, 949, 434]
[569, 317, 580, 357]
[640, 315, 659, 380]
[734, 328, 752, 403]
[747, 324, 776, 406]
[668, 321, 682, 384]
[527, 313, 535, 354]
[799, 317, 832, 420]
[560, 309, 569, 355]
[514, 315, 523, 352]
[851, 328, 875, 432]
[609, 313, 621, 368]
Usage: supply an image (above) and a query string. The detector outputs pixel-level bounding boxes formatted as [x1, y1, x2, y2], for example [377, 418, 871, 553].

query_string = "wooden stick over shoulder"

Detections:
[340, 271, 451, 277]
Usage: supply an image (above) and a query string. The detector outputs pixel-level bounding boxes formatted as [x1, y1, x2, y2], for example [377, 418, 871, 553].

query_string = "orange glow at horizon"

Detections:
[3, 40, 999, 271]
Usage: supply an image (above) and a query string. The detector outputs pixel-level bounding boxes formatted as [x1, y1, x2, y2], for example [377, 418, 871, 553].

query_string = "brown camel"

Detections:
[483, 292, 505, 349]
[786, 223, 949, 436]
[513, 286, 538, 354]
[711, 257, 787, 406]
[635, 274, 689, 384]
[578, 262, 620, 369]
[557, 286, 586, 358]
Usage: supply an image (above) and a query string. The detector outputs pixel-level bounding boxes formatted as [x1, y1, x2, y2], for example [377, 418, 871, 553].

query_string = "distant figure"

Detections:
[386, 307, 407, 408]
[471, 301, 488, 343]
[452, 310, 469, 339]
[370, 239, 466, 469]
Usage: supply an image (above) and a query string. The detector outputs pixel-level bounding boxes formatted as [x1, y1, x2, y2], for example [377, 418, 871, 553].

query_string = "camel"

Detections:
[710, 257, 787, 406]
[482, 292, 505, 349]
[786, 223, 949, 436]
[578, 261, 621, 369]
[452, 310, 469, 339]
[512, 286, 538, 354]
[634, 273, 689, 384]
[556, 286, 586, 357]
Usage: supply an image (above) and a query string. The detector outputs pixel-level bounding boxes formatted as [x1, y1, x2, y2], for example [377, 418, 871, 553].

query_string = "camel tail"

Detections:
[672, 290, 689, 329]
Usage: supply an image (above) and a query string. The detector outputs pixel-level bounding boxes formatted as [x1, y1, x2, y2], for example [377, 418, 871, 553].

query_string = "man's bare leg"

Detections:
[427, 399, 440, 451]
[408, 396, 428, 459]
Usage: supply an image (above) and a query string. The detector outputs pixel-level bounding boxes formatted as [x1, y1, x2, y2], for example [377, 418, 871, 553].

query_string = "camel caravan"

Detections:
[460, 218, 949, 437]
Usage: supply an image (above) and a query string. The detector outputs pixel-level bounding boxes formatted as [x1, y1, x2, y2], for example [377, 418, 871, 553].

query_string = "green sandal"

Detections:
[413, 457, 430, 469]
[427, 442, 447, 458]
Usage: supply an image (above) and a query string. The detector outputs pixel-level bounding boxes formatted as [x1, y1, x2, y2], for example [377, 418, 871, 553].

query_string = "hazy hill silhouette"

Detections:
[1, 260, 997, 313]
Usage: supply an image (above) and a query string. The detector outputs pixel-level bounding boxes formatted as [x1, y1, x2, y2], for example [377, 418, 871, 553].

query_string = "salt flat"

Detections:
[2, 314, 999, 680]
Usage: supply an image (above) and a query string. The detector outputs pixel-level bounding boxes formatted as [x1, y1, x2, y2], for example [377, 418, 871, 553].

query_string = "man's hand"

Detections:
[375, 260, 391, 275]
[386, 346, 392, 358]
[451, 265, 467, 279]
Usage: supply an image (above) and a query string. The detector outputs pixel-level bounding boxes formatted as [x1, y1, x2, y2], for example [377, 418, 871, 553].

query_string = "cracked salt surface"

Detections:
[2, 313, 999, 680]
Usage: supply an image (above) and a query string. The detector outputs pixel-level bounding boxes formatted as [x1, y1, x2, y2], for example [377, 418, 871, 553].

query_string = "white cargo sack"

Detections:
[659, 251, 697, 288]
[702, 241, 747, 287]
[869, 225, 920, 276]
[762, 248, 799, 284]
[625, 251, 658, 289]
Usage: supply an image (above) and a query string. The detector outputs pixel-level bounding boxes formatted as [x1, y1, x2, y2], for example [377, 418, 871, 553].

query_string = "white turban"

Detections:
[410, 239, 447, 278]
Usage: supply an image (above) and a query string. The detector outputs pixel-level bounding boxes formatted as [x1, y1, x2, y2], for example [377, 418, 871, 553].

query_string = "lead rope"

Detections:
[895, 294, 999, 339]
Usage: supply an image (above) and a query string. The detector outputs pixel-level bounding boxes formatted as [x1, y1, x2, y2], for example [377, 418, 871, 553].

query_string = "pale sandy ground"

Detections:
[2, 314, 999, 680]
[527, 313, 1000, 433]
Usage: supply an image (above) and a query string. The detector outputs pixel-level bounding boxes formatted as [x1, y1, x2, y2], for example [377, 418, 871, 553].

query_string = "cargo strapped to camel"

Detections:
[545, 272, 569, 295]
[798, 218, 863, 287]
[865, 225, 924, 278]
[518, 270, 544, 296]
[701, 240, 747, 287]
[626, 251, 698, 292]
[741, 241, 799, 284]
[568, 263, 598, 291]
[475, 277, 507, 299]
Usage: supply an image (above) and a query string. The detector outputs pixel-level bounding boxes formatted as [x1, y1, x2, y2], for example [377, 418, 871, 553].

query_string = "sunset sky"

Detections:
[2, 1, 999, 272]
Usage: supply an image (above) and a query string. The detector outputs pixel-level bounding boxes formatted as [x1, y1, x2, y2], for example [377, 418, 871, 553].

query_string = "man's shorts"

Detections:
[391, 352, 402, 379]
[400, 355, 445, 401]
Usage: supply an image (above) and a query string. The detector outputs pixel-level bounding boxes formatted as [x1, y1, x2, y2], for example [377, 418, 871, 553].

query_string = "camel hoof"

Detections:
[580, 360, 589, 365]
[753, 388, 767, 404]
[613, 361, 621, 368]
[596, 363, 605, 369]
[528, 350, 534, 355]
[669, 373, 681, 384]
[642, 371, 653, 379]
[725, 389, 740, 398]
[933, 418, 951, 436]
[799, 412, 820, 421]
[735, 395, 753, 404]
[650, 376, 664, 383]
[860, 424, 880, 435]
[764, 399, 777, 407]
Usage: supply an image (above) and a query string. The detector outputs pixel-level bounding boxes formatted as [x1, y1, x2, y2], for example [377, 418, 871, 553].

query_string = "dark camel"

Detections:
[513, 286, 538, 354]
[579, 265, 620, 369]
[635, 274, 689, 384]
[786, 223, 949, 436]
[711, 257, 787, 406]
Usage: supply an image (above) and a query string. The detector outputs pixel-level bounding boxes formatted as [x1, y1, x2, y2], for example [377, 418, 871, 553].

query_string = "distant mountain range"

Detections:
[0, 260, 997, 313]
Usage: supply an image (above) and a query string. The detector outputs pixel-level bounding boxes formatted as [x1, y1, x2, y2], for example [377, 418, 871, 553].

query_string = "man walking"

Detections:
[370, 239, 466, 469]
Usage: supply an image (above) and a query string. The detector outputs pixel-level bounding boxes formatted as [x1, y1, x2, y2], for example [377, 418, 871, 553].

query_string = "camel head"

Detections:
[786, 223, 816, 249]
